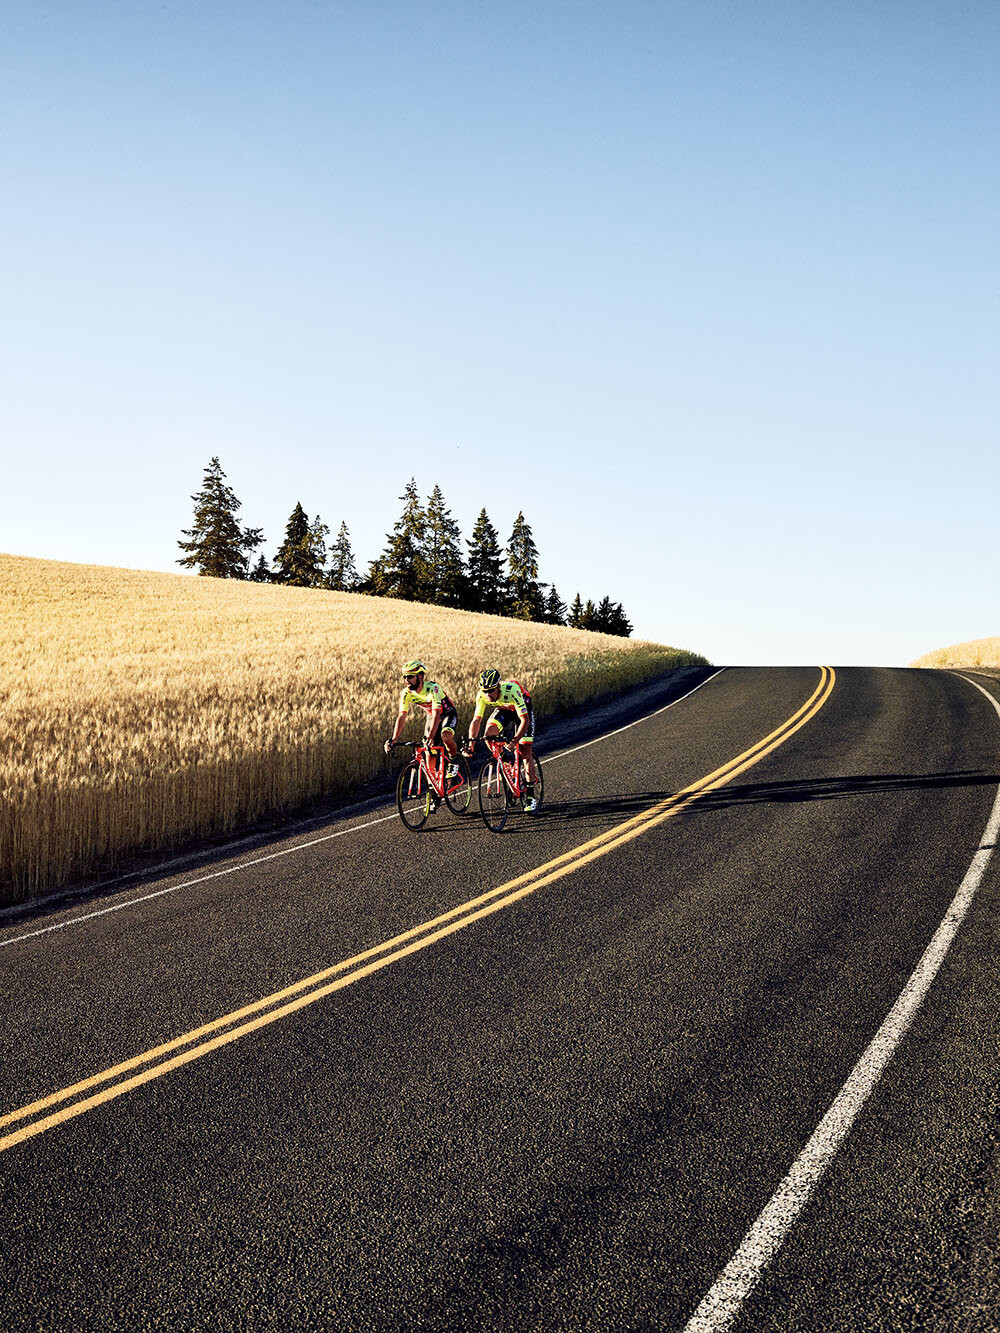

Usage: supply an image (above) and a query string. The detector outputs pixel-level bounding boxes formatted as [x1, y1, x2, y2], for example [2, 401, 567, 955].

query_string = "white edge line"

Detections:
[682, 672, 1000, 1333]
[1, 668, 726, 950]
[0, 814, 400, 949]
[546, 667, 727, 763]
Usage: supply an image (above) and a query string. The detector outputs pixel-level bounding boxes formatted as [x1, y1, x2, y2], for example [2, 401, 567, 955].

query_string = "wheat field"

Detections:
[1, 553, 707, 905]
[909, 638, 1000, 671]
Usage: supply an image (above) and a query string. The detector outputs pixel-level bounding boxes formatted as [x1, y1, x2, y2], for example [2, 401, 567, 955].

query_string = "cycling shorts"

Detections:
[428, 706, 459, 738]
[487, 701, 534, 743]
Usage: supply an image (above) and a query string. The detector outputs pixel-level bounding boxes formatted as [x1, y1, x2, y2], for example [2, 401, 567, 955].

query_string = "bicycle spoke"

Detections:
[478, 757, 509, 832]
[396, 760, 429, 830]
[444, 753, 473, 815]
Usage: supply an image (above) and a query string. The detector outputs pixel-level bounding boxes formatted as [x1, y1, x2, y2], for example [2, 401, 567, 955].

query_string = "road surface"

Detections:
[2, 666, 999, 1331]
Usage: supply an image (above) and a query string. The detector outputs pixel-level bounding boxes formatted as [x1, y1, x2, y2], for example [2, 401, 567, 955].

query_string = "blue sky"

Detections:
[3, 1, 997, 665]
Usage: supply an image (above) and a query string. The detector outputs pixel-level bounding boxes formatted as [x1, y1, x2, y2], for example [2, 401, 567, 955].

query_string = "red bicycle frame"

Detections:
[483, 736, 524, 799]
[399, 743, 463, 800]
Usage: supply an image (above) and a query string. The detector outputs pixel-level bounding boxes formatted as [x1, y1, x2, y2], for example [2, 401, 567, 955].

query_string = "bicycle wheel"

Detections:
[444, 753, 473, 815]
[520, 753, 544, 810]
[478, 757, 510, 832]
[396, 760, 431, 830]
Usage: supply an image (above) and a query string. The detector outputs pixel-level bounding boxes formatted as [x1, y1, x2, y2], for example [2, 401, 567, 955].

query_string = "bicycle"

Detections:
[476, 737, 544, 833]
[389, 741, 472, 831]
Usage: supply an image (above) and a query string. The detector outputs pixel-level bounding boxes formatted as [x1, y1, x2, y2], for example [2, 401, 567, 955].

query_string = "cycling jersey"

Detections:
[472, 679, 530, 720]
[399, 680, 457, 733]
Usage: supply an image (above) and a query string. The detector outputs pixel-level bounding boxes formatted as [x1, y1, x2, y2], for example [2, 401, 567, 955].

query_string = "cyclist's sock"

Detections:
[525, 784, 535, 797]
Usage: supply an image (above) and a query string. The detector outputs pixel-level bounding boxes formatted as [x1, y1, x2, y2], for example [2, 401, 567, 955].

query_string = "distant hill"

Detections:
[909, 637, 1000, 672]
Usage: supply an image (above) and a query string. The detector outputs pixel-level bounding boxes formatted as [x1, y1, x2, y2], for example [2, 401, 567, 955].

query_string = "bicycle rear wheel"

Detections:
[396, 760, 431, 830]
[444, 753, 473, 815]
[478, 757, 510, 832]
[520, 753, 544, 810]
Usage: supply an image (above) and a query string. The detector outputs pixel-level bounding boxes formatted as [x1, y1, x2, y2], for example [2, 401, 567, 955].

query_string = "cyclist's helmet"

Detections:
[402, 659, 426, 677]
[479, 667, 501, 691]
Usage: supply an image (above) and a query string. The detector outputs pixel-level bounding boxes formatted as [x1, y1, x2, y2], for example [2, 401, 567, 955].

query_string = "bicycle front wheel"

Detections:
[478, 757, 510, 832]
[396, 760, 430, 830]
[444, 753, 473, 815]
[520, 753, 544, 810]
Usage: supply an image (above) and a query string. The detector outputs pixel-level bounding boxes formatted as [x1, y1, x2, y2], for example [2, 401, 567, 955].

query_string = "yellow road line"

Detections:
[1, 667, 835, 1155]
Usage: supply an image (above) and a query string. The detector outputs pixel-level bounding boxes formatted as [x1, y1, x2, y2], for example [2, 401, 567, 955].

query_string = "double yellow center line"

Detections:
[1, 667, 835, 1155]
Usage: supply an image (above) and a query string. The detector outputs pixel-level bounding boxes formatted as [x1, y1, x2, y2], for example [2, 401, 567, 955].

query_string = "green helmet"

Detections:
[402, 659, 426, 676]
[479, 667, 501, 690]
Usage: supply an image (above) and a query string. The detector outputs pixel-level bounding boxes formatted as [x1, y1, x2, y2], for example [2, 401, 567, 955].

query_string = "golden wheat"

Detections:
[1, 553, 707, 904]
[909, 637, 1000, 671]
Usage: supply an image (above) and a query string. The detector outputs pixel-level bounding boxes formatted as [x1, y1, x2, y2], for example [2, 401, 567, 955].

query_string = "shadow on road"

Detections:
[540, 770, 1000, 833]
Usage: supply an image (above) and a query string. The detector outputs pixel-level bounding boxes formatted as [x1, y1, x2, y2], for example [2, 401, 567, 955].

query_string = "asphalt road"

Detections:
[2, 665, 999, 1332]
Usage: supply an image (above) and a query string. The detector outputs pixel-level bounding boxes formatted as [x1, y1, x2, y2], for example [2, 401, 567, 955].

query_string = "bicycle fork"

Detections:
[409, 758, 442, 811]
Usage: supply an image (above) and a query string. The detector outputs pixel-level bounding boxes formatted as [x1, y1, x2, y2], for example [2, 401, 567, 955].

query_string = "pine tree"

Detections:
[249, 554, 272, 583]
[594, 596, 615, 632]
[374, 479, 428, 600]
[327, 521, 359, 591]
[310, 514, 330, 576]
[273, 502, 327, 587]
[581, 598, 597, 630]
[588, 596, 633, 636]
[606, 601, 633, 637]
[424, 484, 466, 607]
[506, 511, 545, 621]
[545, 585, 567, 626]
[568, 593, 584, 628]
[465, 509, 506, 615]
[176, 457, 263, 578]
[362, 555, 389, 596]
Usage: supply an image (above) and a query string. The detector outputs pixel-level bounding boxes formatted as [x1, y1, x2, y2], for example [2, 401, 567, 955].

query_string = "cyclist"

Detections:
[464, 667, 539, 811]
[384, 660, 462, 780]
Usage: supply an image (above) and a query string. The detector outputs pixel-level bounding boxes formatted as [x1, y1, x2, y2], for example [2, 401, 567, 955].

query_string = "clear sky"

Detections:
[3, 1, 997, 665]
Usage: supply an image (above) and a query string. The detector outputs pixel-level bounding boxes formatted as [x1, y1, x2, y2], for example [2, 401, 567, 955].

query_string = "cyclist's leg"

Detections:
[440, 707, 459, 762]
[518, 743, 543, 810]
[439, 707, 468, 792]
[424, 711, 451, 783]
[521, 703, 539, 784]
[484, 707, 504, 743]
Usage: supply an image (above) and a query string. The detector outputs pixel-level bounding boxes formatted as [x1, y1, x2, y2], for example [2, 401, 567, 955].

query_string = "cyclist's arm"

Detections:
[424, 703, 443, 739]
[466, 692, 487, 748]
[386, 690, 412, 750]
[387, 708, 409, 747]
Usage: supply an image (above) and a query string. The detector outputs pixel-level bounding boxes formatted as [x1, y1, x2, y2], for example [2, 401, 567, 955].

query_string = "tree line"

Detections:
[177, 457, 634, 635]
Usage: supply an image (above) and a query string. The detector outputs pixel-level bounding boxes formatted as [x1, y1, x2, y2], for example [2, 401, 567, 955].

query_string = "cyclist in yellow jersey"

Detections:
[385, 660, 461, 777]
[464, 667, 540, 811]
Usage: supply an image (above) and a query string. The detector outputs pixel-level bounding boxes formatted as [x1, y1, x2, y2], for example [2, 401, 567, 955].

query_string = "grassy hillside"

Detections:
[909, 638, 1000, 671]
[1, 553, 707, 904]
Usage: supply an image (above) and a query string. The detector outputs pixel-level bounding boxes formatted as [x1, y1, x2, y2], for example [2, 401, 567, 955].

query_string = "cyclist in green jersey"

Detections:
[463, 667, 540, 811]
[384, 659, 461, 778]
